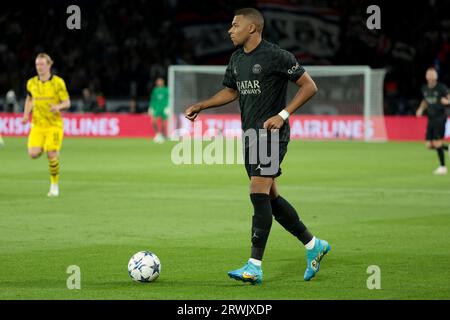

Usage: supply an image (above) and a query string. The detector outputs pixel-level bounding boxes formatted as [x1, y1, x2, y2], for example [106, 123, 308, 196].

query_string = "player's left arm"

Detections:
[264, 72, 318, 129]
[441, 93, 450, 105]
[50, 78, 71, 114]
[440, 85, 450, 105]
[284, 72, 318, 114]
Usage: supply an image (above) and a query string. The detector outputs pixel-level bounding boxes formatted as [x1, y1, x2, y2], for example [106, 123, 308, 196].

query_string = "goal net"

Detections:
[168, 65, 387, 141]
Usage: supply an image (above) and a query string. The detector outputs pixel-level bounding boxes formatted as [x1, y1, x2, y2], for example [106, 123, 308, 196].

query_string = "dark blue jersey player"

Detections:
[184, 8, 330, 284]
[416, 67, 450, 175]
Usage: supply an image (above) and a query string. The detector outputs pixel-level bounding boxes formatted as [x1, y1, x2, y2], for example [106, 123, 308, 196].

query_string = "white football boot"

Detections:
[47, 184, 59, 197]
[433, 166, 448, 175]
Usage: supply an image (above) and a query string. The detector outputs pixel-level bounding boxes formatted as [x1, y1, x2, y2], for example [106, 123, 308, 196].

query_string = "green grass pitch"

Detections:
[0, 137, 449, 299]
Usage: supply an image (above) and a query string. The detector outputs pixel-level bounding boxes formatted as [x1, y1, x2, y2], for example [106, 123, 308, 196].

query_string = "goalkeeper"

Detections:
[148, 77, 169, 143]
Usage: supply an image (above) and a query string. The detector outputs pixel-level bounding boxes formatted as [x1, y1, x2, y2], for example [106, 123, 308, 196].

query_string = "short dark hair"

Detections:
[235, 8, 264, 32]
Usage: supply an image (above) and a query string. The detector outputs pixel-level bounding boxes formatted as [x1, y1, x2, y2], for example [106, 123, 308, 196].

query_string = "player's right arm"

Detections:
[148, 90, 156, 116]
[185, 56, 239, 121]
[22, 79, 33, 124]
[184, 87, 238, 121]
[22, 95, 33, 124]
[416, 99, 427, 117]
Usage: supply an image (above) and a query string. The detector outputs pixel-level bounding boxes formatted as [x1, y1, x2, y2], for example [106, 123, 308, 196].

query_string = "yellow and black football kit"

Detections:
[26, 74, 69, 151]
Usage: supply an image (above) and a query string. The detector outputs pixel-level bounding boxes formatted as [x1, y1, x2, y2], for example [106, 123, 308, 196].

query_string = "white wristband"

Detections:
[278, 110, 290, 120]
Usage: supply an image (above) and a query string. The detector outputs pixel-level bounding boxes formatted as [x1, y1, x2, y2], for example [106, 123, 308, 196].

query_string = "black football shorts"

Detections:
[243, 129, 288, 178]
[426, 117, 447, 141]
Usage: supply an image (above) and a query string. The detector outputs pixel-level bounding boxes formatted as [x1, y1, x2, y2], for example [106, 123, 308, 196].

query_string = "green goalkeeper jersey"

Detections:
[149, 86, 169, 114]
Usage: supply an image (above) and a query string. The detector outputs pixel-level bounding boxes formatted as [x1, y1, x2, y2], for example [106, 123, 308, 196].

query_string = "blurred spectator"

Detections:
[5, 89, 19, 113]
[95, 93, 107, 113]
[385, 81, 410, 115]
[129, 97, 137, 114]
[79, 88, 99, 113]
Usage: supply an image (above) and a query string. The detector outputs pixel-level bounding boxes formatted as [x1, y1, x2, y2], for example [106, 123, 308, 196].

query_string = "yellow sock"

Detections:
[49, 158, 60, 185]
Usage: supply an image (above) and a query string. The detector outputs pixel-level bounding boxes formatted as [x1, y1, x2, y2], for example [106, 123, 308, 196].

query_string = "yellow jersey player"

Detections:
[21, 53, 71, 197]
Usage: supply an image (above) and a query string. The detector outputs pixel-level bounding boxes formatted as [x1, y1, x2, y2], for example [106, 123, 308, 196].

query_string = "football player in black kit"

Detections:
[185, 8, 330, 284]
[416, 67, 450, 175]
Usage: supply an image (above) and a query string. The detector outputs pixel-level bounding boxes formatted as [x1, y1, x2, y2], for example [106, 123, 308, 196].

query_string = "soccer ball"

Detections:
[128, 251, 161, 283]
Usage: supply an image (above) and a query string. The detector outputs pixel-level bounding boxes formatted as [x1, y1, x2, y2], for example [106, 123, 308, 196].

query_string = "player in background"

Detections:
[22, 53, 71, 196]
[416, 67, 450, 175]
[149, 77, 169, 143]
[185, 8, 330, 284]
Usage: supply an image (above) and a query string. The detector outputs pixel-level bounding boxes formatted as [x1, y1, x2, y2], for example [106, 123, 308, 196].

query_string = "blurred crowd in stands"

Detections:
[0, 0, 449, 115]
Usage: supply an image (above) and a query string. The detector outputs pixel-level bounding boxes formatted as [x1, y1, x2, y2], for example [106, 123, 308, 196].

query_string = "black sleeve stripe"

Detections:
[293, 67, 306, 81]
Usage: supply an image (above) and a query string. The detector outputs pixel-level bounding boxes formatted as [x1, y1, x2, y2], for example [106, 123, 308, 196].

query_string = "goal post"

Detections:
[168, 65, 387, 141]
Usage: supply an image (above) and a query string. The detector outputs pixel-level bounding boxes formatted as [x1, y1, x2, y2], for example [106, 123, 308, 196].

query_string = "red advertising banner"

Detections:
[0, 113, 154, 137]
[175, 114, 379, 140]
[0, 113, 449, 141]
[175, 114, 450, 141]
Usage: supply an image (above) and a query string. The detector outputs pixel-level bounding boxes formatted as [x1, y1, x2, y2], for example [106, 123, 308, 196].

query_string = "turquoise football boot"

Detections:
[228, 261, 263, 285]
[304, 238, 331, 281]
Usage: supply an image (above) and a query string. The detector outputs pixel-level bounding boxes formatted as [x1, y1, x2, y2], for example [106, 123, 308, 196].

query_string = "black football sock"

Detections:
[271, 196, 314, 245]
[437, 147, 445, 166]
[250, 193, 273, 261]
